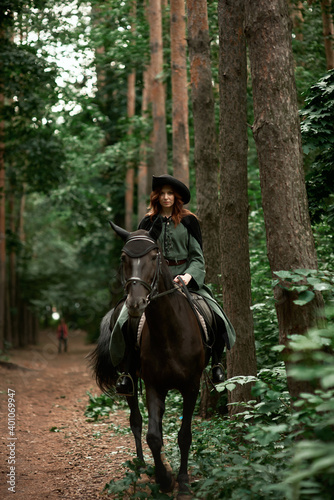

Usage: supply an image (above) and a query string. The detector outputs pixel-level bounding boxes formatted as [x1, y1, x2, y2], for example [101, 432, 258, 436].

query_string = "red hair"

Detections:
[146, 188, 196, 227]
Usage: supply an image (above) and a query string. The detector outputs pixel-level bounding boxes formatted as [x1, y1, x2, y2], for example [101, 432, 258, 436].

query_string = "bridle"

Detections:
[121, 235, 162, 300]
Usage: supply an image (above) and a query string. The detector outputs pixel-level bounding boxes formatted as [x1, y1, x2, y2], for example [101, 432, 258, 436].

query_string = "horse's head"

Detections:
[110, 219, 162, 317]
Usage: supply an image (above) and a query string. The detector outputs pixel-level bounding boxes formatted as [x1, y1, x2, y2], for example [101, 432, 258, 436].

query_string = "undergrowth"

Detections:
[85, 310, 334, 499]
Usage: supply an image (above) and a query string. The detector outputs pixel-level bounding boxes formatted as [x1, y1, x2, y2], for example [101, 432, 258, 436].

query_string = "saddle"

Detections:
[136, 291, 214, 347]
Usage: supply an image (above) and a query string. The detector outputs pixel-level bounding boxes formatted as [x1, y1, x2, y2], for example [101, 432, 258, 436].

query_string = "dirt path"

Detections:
[0, 329, 138, 500]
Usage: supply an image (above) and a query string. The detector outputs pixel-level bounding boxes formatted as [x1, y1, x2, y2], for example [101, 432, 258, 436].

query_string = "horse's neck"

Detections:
[158, 264, 175, 293]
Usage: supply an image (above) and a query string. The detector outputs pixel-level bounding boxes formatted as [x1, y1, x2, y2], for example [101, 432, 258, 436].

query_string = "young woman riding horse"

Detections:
[110, 174, 236, 396]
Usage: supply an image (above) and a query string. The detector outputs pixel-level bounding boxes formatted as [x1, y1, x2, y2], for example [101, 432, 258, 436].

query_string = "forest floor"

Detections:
[0, 329, 161, 500]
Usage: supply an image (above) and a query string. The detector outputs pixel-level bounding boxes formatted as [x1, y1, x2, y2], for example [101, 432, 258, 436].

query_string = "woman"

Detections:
[111, 174, 236, 396]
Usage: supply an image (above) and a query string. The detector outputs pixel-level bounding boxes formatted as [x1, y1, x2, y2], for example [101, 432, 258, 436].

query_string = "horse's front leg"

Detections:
[126, 381, 144, 464]
[146, 388, 174, 492]
[177, 386, 199, 494]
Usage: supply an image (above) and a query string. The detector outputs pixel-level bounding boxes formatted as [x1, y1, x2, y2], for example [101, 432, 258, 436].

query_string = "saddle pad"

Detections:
[136, 293, 211, 346]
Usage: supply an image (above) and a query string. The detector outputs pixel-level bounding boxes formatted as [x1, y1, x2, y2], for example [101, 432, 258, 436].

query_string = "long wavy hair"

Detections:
[146, 187, 196, 227]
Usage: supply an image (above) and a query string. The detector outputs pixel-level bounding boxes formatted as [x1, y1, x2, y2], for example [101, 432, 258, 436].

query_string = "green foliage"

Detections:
[291, 0, 327, 100]
[92, 319, 334, 499]
[273, 268, 334, 306]
[300, 70, 334, 227]
[84, 391, 127, 421]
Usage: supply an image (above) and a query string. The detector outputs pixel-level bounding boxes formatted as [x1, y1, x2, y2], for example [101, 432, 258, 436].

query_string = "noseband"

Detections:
[121, 235, 161, 299]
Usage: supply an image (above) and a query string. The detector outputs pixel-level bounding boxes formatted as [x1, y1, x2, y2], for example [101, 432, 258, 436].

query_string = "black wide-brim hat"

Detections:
[152, 175, 191, 205]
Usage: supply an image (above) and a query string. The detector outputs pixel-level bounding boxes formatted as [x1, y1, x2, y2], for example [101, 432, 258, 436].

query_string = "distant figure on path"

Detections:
[57, 318, 68, 353]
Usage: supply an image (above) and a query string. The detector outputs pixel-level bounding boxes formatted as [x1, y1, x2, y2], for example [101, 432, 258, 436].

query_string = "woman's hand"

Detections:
[174, 273, 192, 286]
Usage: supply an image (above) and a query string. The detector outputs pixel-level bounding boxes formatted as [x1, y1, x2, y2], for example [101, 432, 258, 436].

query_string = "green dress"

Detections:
[109, 216, 236, 367]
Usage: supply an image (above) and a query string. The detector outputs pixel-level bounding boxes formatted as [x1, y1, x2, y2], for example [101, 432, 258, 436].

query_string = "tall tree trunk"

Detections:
[245, 0, 324, 399]
[8, 189, 16, 347]
[320, 0, 334, 69]
[186, 0, 220, 286]
[218, 0, 257, 415]
[138, 68, 151, 220]
[0, 78, 5, 351]
[125, 2, 136, 231]
[149, 0, 168, 174]
[170, 0, 189, 187]
[290, 1, 304, 41]
[125, 70, 136, 231]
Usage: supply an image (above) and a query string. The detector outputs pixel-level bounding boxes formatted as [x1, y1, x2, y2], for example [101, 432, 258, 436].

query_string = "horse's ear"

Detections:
[148, 216, 162, 242]
[109, 221, 130, 242]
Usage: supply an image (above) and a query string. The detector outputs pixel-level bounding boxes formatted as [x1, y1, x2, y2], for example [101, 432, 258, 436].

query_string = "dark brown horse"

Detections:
[89, 220, 209, 495]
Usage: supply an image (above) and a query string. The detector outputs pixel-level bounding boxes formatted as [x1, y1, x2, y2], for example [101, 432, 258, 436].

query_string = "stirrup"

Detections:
[212, 363, 225, 384]
[116, 373, 135, 396]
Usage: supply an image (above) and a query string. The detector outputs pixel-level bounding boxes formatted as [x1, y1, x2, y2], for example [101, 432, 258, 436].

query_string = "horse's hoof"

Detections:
[177, 473, 192, 497]
[177, 493, 192, 500]
[159, 473, 176, 493]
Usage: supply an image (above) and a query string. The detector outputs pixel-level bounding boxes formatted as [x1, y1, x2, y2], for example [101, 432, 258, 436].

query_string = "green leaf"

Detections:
[274, 270, 294, 279]
[293, 290, 315, 305]
[313, 282, 332, 291]
[321, 374, 334, 389]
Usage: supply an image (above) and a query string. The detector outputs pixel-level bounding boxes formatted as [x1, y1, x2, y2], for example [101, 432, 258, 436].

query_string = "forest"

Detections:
[1, 0, 334, 498]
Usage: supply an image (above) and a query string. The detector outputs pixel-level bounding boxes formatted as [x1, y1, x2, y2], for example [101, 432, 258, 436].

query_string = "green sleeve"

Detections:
[185, 234, 206, 289]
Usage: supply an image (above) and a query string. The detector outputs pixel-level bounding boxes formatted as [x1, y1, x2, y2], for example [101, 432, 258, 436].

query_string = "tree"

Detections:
[320, 0, 334, 69]
[148, 0, 168, 175]
[0, 1, 65, 347]
[125, 1, 137, 231]
[186, 0, 220, 286]
[0, 79, 5, 351]
[170, 0, 189, 186]
[245, 0, 324, 399]
[137, 66, 151, 220]
[300, 69, 334, 228]
[218, 0, 257, 413]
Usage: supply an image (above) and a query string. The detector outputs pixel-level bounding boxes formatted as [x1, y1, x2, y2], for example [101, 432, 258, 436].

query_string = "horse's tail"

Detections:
[88, 309, 118, 394]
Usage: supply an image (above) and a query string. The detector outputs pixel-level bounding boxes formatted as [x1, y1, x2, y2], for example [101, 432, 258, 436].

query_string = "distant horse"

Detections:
[89, 220, 210, 495]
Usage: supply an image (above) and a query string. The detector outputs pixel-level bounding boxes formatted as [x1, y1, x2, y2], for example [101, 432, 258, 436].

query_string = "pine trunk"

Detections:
[186, 0, 220, 286]
[170, 0, 189, 187]
[0, 80, 5, 351]
[218, 0, 257, 415]
[125, 71, 136, 231]
[138, 68, 151, 220]
[321, 0, 334, 70]
[8, 189, 17, 347]
[149, 0, 168, 174]
[290, 1, 304, 41]
[245, 0, 324, 399]
[125, 2, 136, 231]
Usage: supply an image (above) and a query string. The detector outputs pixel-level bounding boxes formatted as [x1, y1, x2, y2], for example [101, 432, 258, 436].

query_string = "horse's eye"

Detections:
[121, 255, 125, 262]
[152, 254, 157, 261]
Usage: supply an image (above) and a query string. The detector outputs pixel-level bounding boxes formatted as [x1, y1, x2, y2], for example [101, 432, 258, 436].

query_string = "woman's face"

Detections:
[159, 185, 175, 210]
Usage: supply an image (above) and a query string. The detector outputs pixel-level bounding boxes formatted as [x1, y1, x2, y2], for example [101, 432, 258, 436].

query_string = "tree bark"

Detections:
[125, 2, 137, 231]
[170, 0, 189, 187]
[320, 0, 334, 70]
[186, 0, 220, 286]
[125, 69, 136, 231]
[149, 0, 168, 175]
[245, 0, 324, 399]
[289, 1, 304, 41]
[8, 189, 16, 347]
[218, 0, 257, 415]
[0, 72, 5, 351]
[138, 67, 151, 220]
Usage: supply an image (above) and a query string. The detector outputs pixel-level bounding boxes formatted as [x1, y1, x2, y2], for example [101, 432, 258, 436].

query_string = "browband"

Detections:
[122, 235, 159, 258]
